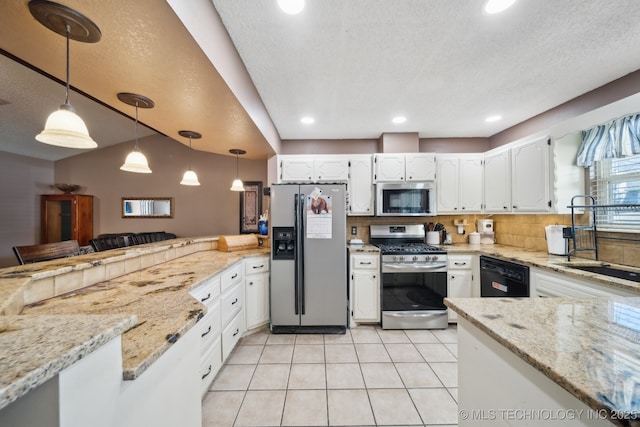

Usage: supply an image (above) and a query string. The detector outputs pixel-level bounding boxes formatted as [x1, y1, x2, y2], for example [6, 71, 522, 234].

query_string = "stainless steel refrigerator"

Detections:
[270, 183, 347, 334]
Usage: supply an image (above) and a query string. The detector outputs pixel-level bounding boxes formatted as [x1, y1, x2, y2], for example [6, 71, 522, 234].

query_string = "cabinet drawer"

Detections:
[190, 274, 221, 308]
[448, 255, 473, 270]
[221, 282, 244, 328]
[221, 263, 243, 292]
[351, 254, 379, 270]
[222, 311, 245, 361]
[200, 336, 222, 397]
[199, 299, 221, 355]
[245, 256, 269, 275]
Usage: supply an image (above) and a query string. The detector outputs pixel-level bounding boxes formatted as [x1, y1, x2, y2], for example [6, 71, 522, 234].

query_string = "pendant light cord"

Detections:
[134, 101, 140, 150]
[188, 137, 193, 169]
[64, 24, 71, 106]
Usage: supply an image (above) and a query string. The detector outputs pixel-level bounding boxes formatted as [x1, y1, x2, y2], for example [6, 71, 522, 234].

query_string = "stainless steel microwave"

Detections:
[376, 182, 437, 216]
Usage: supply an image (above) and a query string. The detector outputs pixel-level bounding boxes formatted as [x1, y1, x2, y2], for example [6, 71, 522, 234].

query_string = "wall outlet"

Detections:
[351, 226, 357, 235]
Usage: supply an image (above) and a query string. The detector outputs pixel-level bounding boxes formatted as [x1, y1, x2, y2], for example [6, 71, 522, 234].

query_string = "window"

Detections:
[589, 153, 640, 229]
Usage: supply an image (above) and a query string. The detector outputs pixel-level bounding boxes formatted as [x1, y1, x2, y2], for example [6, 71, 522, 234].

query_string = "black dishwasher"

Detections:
[480, 256, 530, 297]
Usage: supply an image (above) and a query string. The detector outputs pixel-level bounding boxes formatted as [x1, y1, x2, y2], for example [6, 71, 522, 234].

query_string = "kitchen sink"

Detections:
[565, 265, 640, 283]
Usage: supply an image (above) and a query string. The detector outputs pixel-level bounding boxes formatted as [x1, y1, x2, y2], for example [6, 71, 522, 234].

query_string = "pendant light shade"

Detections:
[118, 93, 154, 174]
[29, 0, 101, 149]
[229, 149, 246, 192]
[121, 150, 152, 174]
[179, 130, 201, 186]
[36, 103, 97, 148]
[181, 170, 201, 186]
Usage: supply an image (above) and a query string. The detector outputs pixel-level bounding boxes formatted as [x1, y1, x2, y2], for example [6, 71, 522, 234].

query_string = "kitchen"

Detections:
[2, 1, 640, 426]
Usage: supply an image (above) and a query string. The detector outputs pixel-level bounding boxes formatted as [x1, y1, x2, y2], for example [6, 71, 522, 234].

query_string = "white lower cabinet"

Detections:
[245, 255, 270, 330]
[189, 274, 222, 397]
[349, 253, 380, 324]
[531, 268, 638, 298]
[199, 336, 222, 396]
[222, 310, 245, 361]
[447, 254, 473, 322]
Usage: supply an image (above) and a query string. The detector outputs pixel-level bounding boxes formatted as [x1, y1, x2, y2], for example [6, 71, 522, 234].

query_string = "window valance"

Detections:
[576, 113, 640, 167]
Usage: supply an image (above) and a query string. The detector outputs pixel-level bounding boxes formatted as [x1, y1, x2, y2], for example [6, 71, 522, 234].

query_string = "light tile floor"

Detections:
[202, 324, 458, 427]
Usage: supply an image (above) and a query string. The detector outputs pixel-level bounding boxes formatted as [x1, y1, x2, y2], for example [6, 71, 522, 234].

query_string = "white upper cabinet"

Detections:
[278, 155, 349, 182]
[511, 136, 551, 212]
[374, 154, 405, 181]
[348, 155, 374, 215]
[483, 145, 511, 213]
[374, 153, 436, 182]
[551, 132, 585, 214]
[436, 154, 483, 213]
[406, 153, 437, 181]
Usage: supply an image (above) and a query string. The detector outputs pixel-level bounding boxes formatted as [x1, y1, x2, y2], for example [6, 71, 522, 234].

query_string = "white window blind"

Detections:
[589, 153, 640, 229]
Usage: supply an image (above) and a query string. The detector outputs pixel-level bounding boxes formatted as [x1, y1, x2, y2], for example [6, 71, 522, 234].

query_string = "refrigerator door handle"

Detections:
[299, 194, 306, 315]
[294, 194, 300, 315]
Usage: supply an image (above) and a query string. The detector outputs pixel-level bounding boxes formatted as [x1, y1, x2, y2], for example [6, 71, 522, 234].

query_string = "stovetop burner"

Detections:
[376, 243, 444, 255]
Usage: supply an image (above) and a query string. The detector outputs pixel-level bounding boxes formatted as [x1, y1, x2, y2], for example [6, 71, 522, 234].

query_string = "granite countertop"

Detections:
[20, 249, 269, 380]
[0, 241, 269, 411]
[348, 244, 380, 253]
[445, 297, 640, 425]
[440, 243, 640, 294]
[0, 314, 137, 411]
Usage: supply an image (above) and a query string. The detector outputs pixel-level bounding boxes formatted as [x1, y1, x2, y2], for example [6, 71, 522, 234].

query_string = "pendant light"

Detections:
[29, 0, 101, 149]
[229, 149, 246, 192]
[179, 130, 201, 186]
[118, 92, 154, 173]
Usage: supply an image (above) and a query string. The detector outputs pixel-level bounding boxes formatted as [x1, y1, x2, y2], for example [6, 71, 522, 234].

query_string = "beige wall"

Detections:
[0, 151, 54, 267]
[490, 69, 640, 148]
[54, 134, 268, 241]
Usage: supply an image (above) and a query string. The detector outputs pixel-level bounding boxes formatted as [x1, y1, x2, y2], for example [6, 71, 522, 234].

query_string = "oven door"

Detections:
[380, 264, 448, 329]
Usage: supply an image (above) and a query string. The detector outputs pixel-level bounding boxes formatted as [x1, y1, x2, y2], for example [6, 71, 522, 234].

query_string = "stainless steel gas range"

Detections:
[370, 224, 449, 330]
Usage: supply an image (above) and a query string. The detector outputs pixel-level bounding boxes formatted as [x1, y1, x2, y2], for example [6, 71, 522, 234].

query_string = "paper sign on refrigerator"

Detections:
[306, 187, 332, 239]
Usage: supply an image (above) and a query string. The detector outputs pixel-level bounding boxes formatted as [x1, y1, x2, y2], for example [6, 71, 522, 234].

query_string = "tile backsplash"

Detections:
[347, 214, 640, 268]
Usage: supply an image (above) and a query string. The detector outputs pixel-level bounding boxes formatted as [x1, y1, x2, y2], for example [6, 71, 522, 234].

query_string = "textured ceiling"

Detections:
[0, 0, 275, 161]
[212, 0, 640, 139]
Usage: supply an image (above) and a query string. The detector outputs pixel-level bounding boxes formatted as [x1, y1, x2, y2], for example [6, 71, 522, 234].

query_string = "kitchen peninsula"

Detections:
[446, 297, 640, 427]
[0, 237, 269, 427]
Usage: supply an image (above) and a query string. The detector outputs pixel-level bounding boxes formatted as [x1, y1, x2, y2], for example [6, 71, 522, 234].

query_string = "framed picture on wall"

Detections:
[240, 181, 262, 234]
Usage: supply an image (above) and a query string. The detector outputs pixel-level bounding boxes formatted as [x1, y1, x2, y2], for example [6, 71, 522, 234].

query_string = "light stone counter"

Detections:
[439, 243, 640, 294]
[0, 236, 269, 412]
[446, 297, 640, 425]
[0, 314, 137, 411]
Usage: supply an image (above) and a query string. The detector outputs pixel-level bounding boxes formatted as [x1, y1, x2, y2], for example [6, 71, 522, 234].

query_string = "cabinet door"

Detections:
[374, 154, 405, 182]
[406, 153, 436, 181]
[245, 272, 269, 329]
[351, 270, 379, 322]
[436, 156, 459, 213]
[484, 148, 511, 212]
[511, 137, 550, 212]
[279, 156, 314, 182]
[458, 156, 483, 212]
[447, 270, 472, 322]
[41, 194, 93, 246]
[315, 157, 349, 182]
[348, 155, 374, 215]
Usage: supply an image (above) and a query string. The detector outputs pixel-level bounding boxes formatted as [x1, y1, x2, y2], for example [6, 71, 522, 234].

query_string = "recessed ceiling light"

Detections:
[392, 116, 407, 124]
[485, 115, 502, 123]
[301, 116, 315, 124]
[483, 0, 516, 14]
[278, 0, 305, 15]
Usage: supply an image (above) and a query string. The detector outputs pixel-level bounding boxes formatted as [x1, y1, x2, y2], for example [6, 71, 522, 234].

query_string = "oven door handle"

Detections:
[382, 262, 447, 272]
